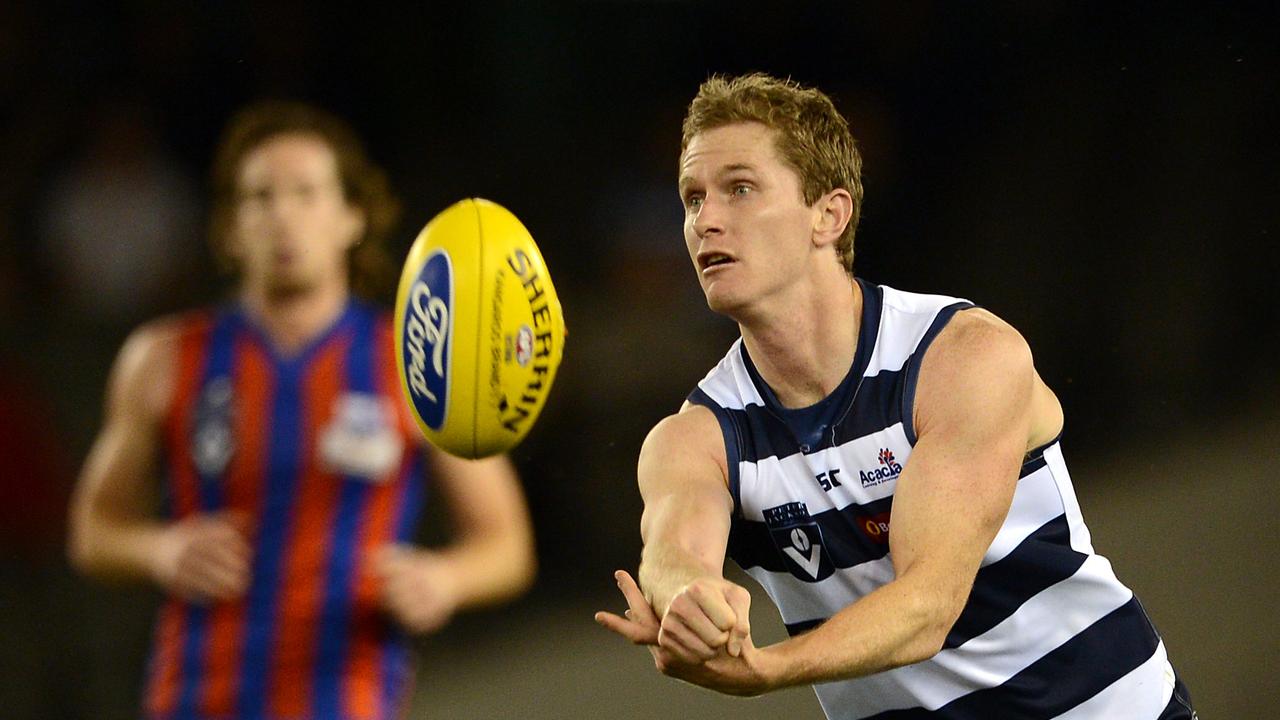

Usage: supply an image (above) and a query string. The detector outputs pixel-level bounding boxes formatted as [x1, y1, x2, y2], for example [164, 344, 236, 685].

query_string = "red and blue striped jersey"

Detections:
[147, 301, 427, 720]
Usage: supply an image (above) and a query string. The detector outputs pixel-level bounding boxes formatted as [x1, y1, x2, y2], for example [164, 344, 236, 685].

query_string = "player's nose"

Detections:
[691, 195, 725, 238]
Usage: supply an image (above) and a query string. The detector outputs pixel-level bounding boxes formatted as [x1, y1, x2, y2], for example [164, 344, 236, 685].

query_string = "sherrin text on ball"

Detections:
[394, 198, 565, 458]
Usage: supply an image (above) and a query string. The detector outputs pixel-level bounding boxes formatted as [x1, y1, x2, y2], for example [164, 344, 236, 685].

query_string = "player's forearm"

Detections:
[763, 573, 959, 688]
[68, 512, 169, 584]
[439, 530, 536, 609]
[637, 541, 723, 617]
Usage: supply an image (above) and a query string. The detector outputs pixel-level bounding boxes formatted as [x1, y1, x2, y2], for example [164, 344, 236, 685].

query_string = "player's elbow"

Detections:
[894, 586, 966, 666]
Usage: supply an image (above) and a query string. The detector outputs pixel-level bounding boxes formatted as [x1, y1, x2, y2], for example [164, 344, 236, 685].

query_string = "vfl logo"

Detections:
[860, 447, 903, 488]
[764, 502, 832, 582]
[403, 250, 452, 429]
[193, 376, 234, 478]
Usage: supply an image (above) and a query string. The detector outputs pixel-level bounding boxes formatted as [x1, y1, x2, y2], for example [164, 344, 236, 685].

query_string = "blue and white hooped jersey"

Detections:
[688, 279, 1180, 719]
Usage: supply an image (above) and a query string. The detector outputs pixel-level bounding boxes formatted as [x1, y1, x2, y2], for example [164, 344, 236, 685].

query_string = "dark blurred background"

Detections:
[1, 2, 1276, 718]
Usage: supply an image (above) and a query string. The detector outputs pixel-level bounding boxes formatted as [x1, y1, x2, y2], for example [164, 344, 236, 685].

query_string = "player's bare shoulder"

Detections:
[918, 307, 1063, 447]
[109, 314, 190, 421]
[638, 403, 730, 493]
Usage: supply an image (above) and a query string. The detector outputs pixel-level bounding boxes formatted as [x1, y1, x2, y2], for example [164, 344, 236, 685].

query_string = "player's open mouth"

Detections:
[698, 252, 736, 272]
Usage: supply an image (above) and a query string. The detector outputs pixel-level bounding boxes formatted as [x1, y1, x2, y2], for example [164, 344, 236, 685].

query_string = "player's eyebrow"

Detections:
[679, 163, 759, 195]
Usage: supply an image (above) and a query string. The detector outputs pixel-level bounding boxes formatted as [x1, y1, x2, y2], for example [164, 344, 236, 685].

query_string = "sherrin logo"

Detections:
[402, 249, 452, 430]
[860, 447, 903, 487]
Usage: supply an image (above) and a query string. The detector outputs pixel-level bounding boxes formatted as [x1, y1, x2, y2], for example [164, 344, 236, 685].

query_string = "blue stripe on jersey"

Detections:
[943, 514, 1085, 649]
[688, 387, 744, 516]
[314, 307, 378, 719]
[237, 334, 305, 719]
[728, 495, 895, 575]
[175, 310, 239, 719]
[863, 597, 1160, 719]
[702, 368, 909, 467]
[380, 450, 426, 715]
[900, 301, 975, 444]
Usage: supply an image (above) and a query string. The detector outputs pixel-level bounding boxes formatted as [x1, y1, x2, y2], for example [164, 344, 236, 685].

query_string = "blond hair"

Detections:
[681, 73, 863, 273]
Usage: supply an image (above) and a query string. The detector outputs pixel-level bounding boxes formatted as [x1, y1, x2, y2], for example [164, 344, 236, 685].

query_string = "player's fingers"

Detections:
[667, 592, 730, 649]
[594, 611, 658, 645]
[687, 582, 738, 633]
[658, 617, 717, 663]
[724, 584, 752, 657]
[614, 571, 659, 625]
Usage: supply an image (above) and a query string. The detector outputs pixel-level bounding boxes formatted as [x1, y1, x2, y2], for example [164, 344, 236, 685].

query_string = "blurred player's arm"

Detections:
[598, 406, 753, 664]
[375, 451, 536, 634]
[67, 320, 250, 601]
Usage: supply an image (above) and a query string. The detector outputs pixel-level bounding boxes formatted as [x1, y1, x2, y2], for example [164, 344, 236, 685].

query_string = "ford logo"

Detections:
[402, 249, 452, 430]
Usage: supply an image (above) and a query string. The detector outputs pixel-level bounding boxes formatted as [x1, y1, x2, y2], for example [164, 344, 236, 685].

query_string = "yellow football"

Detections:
[393, 198, 566, 458]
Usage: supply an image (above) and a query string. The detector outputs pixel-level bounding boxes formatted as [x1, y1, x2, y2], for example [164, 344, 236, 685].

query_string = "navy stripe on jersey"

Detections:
[700, 369, 908, 467]
[175, 310, 239, 719]
[315, 307, 378, 718]
[900, 301, 974, 445]
[784, 618, 825, 637]
[863, 597, 1160, 719]
[728, 495, 895, 575]
[689, 387, 744, 516]
[943, 514, 1085, 649]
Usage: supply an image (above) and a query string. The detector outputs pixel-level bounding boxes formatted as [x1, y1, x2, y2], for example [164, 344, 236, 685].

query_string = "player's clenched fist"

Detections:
[150, 511, 251, 603]
[659, 577, 752, 663]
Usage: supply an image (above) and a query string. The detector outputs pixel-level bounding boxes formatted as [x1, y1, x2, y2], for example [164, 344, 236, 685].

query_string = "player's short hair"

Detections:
[209, 101, 400, 299]
[681, 73, 864, 273]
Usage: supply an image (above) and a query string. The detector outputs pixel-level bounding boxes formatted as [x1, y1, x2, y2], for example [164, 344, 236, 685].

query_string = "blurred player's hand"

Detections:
[373, 544, 461, 634]
[596, 570, 774, 696]
[151, 511, 251, 603]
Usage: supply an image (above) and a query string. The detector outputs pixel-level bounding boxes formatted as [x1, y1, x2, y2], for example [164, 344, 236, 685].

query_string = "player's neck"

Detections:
[739, 273, 861, 409]
[240, 280, 350, 356]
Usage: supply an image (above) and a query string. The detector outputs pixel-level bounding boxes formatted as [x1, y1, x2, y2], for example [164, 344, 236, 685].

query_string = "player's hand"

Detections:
[659, 574, 752, 663]
[150, 511, 251, 603]
[373, 544, 461, 635]
[596, 570, 774, 696]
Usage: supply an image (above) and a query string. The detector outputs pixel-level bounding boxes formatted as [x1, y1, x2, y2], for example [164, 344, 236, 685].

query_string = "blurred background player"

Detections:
[67, 101, 536, 720]
[597, 74, 1196, 719]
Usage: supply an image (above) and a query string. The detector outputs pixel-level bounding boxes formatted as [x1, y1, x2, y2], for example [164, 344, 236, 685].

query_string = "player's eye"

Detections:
[731, 184, 751, 197]
[684, 194, 704, 210]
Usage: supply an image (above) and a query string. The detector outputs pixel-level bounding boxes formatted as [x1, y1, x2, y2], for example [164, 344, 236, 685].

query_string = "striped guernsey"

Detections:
[689, 279, 1191, 719]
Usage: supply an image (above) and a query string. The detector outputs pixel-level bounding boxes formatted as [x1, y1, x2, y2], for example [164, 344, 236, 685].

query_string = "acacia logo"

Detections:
[860, 448, 903, 487]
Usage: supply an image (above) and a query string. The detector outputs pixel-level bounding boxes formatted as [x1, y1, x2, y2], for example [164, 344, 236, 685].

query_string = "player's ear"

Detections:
[343, 205, 368, 249]
[812, 188, 853, 249]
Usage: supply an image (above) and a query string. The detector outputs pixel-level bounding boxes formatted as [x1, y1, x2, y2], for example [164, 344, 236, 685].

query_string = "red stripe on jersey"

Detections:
[268, 338, 348, 719]
[200, 337, 274, 717]
[146, 313, 213, 717]
[344, 318, 410, 719]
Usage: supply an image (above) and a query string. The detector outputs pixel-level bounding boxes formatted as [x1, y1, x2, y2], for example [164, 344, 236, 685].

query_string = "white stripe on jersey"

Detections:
[812, 554, 1134, 716]
[1051, 643, 1173, 720]
[864, 287, 971, 377]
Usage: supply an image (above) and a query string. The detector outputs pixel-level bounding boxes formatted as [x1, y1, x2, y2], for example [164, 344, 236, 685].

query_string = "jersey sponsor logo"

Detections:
[319, 393, 404, 481]
[402, 249, 452, 430]
[763, 502, 833, 582]
[860, 447, 903, 487]
[193, 376, 234, 477]
[857, 511, 892, 545]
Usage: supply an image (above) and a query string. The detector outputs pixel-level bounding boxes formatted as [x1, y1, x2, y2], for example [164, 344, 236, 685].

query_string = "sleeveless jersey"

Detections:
[689, 279, 1182, 719]
[146, 301, 427, 720]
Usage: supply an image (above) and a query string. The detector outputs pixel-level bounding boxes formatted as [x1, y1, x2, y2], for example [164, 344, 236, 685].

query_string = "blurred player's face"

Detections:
[231, 133, 364, 298]
[679, 122, 816, 318]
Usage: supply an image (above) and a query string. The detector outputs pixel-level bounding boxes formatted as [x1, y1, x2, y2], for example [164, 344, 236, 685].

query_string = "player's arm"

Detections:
[615, 406, 752, 662]
[374, 450, 536, 634]
[67, 320, 250, 601]
[760, 309, 1036, 686]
